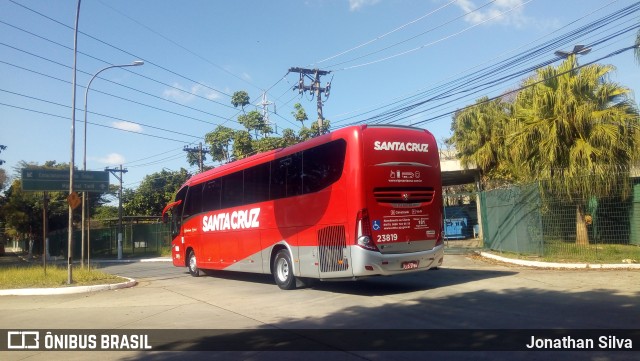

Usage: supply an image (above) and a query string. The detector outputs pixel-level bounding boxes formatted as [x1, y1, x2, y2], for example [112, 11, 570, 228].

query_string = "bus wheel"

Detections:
[273, 249, 296, 290]
[187, 250, 200, 277]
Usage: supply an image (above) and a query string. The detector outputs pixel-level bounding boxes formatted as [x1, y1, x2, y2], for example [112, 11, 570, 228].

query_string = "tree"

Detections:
[0, 144, 6, 166]
[238, 110, 272, 138]
[511, 55, 640, 244]
[231, 91, 250, 111]
[635, 28, 640, 65]
[185, 147, 208, 170]
[292, 103, 308, 127]
[0, 145, 6, 190]
[123, 168, 190, 216]
[449, 97, 515, 187]
[205, 125, 236, 163]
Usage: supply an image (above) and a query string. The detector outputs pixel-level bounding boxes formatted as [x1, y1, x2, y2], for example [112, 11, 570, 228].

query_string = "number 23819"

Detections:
[376, 234, 398, 242]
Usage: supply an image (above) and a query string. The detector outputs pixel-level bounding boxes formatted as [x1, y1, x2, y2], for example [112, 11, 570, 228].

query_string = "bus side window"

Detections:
[303, 139, 347, 194]
[244, 163, 270, 204]
[202, 180, 221, 212]
[221, 171, 244, 208]
[271, 152, 302, 199]
[183, 183, 203, 219]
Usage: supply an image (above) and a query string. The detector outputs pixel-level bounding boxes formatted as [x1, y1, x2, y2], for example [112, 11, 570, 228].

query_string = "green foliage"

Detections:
[511, 55, 639, 199]
[292, 103, 308, 125]
[231, 131, 254, 160]
[205, 125, 236, 162]
[238, 110, 273, 137]
[231, 91, 250, 110]
[0, 144, 6, 166]
[449, 56, 639, 246]
[92, 205, 118, 220]
[122, 168, 190, 216]
[635, 29, 640, 65]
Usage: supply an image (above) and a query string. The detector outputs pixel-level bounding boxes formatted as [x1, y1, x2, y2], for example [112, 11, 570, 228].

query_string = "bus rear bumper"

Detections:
[350, 244, 444, 277]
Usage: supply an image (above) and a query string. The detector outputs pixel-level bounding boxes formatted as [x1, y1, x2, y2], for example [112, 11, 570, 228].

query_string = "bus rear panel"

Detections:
[350, 125, 444, 277]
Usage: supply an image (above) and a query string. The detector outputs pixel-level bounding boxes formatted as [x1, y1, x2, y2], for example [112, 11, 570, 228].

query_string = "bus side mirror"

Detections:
[162, 212, 169, 224]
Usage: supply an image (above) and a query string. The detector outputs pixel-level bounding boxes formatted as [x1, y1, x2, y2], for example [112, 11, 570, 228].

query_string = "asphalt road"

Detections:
[1, 254, 639, 360]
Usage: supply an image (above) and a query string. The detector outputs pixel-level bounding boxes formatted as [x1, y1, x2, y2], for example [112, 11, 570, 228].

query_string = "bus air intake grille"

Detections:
[373, 187, 435, 204]
[318, 225, 348, 273]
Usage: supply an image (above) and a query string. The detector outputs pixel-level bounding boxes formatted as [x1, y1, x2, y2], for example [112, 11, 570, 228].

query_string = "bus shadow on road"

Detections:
[193, 267, 516, 296]
[198, 269, 275, 286]
[309, 267, 517, 296]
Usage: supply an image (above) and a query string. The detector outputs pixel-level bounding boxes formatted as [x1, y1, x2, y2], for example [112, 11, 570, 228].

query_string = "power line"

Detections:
[95, 0, 263, 93]
[335, 2, 640, 127]
[0, 101, 192, 143]
[7, 0, 233, 99]
[327, 0, 533, 71]
[313, 0, 463, 65]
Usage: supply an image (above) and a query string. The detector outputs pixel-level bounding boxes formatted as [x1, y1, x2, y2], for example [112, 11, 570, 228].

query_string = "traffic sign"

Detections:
[67, 192, 81, 209]
[21, 169, 110, 192]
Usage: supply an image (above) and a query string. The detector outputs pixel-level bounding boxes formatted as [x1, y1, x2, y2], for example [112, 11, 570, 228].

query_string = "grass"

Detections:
[486, 242, 640, 264]
[541, 242, 640, 263]
[0, 265, 125, 290]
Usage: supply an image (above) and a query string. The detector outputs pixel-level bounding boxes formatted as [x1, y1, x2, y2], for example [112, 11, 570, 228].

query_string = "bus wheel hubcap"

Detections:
[278, 259, 289, 280]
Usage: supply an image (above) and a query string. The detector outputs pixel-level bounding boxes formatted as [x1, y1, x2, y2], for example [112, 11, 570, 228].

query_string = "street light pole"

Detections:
[68, 0, 81, 285]
[82, 60, 143, 268]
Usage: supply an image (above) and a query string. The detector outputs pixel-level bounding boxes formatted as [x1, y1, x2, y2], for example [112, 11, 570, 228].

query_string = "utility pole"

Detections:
[183, 143, 209, 173]
[106, 165, 127, 260]
[289, 67, 332, 131]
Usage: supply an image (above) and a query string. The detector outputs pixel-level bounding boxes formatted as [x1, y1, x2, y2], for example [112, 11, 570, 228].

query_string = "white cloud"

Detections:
[349, 0, 380, 11]
[163, 82, 221, 103]
[112, 121, 143, 133]
[96, 153, 126, 165]
[455, 0, 529, 27]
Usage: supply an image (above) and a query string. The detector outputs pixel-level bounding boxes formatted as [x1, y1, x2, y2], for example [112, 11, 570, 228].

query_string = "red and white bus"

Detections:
[163, 124, 444, 289]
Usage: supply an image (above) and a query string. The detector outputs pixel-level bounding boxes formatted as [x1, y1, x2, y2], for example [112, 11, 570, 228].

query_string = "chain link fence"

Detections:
[481, 176, 640, 263]
[47, 221, 171, 259]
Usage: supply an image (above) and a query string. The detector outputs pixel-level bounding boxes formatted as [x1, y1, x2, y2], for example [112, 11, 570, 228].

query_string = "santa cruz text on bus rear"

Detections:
[162, 124, 444, 290]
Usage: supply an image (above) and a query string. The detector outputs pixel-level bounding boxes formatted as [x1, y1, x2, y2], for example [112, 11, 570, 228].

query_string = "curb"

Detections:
[479, 251, 640, 269]
[0, 276, 137, 296]
[94, 257, 172, 263]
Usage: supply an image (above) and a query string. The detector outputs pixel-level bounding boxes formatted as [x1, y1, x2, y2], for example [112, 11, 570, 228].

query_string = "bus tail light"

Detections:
[355, 209, 378, 252]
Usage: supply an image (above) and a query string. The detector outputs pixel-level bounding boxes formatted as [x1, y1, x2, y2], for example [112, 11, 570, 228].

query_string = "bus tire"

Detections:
[273, 249, 296, 290]
[187, 250, 201, 277]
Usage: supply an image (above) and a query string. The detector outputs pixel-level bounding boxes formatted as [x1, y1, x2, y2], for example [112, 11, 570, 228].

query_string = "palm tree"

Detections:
[511, 55, 639, 244]
[449, 96, 513, 186]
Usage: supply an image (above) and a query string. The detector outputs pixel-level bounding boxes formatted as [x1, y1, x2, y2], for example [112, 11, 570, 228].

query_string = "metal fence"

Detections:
[481, 177, 640, 263]
[47, 222, 171, 259]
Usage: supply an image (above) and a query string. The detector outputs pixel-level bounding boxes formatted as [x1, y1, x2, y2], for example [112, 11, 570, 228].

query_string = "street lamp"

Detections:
[554, 44, 591, 59]
[81, 60, 144, 267]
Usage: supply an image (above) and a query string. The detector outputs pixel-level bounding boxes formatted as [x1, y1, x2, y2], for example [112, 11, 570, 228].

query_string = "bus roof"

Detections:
[182, 124, 432, 188]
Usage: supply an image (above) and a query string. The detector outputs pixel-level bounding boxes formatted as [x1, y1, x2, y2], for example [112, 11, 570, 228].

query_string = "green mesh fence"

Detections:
[47, 222, 171, 259]
[481, 177, 640, 263]
[480, 184, 543, 255]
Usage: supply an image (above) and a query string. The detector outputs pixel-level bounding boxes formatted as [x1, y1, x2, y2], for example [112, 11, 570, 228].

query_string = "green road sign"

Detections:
[21, 169, 109, 192]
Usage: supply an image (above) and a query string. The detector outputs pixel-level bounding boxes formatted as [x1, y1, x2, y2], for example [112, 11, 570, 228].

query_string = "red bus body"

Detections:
[164, 125, 444, 289]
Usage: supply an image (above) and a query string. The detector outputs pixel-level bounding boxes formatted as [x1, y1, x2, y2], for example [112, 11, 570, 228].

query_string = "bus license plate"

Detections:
[402, 261, 419, 270]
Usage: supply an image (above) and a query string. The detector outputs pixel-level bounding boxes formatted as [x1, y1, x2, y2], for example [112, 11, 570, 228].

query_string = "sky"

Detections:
[1, 0, 639, 202]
